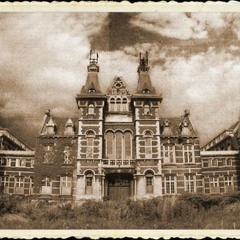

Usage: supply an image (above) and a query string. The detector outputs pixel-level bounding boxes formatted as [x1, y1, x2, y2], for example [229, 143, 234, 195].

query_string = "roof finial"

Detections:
[88, 50, 99, 72]
[138, 51, 150, 73]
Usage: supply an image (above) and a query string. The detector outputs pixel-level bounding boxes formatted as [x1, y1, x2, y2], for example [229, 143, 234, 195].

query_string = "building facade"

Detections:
[201, 120, 240, 194]
[1, 51, 240, 201]
[32, 52, 203, 201]
[0, 127, 35, 195]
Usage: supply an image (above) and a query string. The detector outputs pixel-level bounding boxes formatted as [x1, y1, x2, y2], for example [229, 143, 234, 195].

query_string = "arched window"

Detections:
[88, 102, 95, 115]
[116, 98, 121, 112]
[105, 130, 132, 162]
[124, 131, 132, 159]
[122, 98, 128, 111]
[86, 131, 95, 159]
[115, 131, 123, 160]
[110, 98, 115, 111]
[143, 103, 150, 115]
[144, 131, 153, 159]
[106, 131, 114, 159]
[85, 171, 93, 194]
[145, 171, 154, 194]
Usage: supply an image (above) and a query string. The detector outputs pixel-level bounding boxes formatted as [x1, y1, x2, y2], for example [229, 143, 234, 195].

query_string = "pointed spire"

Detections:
[80, 50, 102, 94]
[64, 118, 74, 136]
[46, 116, 55, 135]
[136, 51, 156, 95]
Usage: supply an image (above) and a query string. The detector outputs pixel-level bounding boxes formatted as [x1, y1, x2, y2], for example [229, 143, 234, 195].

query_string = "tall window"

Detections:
[105, 130, 132, 160]
[183, 145, 194, 163]
[116, 98, 121, 112]
[163, 144, 175, 163]
[145, 131, 152, 159]
[124, 131, 132, 159]
[225, 176, 233, 186]
[122, 98, 128, 111]
[116, 131, 123, 159]
[184, 175, 195, 193]
[86, 131, 95, 159]
[209, 176, 219, 187]
[85, 172, 93, 194]
[0, 158, 7, 166]
[88, 102, 95, 115]
[60, 176, 72, 195]
[110, 98, 115, 111]
[166, 175, 176, 194]
[15, 177, 24, 188]
[146, 172, 154, 194]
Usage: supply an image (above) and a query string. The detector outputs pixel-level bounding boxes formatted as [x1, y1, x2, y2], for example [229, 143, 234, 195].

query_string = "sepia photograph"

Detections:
[0, 1, 240, 238]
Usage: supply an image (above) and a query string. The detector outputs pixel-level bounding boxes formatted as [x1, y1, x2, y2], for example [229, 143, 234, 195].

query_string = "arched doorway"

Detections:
[105, 173, 133, 201]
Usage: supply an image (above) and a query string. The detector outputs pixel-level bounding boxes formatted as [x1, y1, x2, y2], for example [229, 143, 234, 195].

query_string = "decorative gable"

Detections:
[106, 77, 130, 96]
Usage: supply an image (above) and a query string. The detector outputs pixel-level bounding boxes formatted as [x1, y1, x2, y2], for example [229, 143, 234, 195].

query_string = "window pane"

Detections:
[106, 132, 114, 159]
[116, 132, 122, 159]
[124, 132, 132, 159]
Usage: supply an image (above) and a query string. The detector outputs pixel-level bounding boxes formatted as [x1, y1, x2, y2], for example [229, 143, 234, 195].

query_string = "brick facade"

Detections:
[2, 51, 240, 201]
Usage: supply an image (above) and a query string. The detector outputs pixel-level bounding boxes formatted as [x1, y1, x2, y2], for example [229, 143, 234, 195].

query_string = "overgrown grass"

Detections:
[1, 193, 240, 229]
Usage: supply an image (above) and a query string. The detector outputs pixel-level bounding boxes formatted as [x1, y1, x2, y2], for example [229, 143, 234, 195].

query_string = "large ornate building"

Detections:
[33, 52, 203, 201]
[1, 51, 240, 201]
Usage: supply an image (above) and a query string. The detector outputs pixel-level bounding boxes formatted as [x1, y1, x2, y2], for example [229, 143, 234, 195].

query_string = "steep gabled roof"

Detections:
[106, 76, 131, 96]
[40, 115, 78, 137]
[0, 126, 33, 151]
[160, 116, 197, 137]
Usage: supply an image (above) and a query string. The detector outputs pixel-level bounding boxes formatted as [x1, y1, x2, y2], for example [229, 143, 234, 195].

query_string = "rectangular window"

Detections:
[85, 174, 93, 194]
[10, 159, 16, 167]
[225, 176, 233, 186]
[163, 144, 175, 163]
[210, 176, 218, 187]
[124, 132, 132, 159]
[183, 145, 194, 163]
[166, 175, 175, 194]
[86, 138, 94, 158]
[226, 158, 232, 166]
[20, 159, 26, 167]
[0, 158, 7, 166]
[209, 176, 220, 194]
[203, 161, 208, 168]
[106, 132, 114, 159]
[184, 175, 195, 193]
[15, 177, 24, 188]
[145, 137, 152, 159]
[211, 159, 218, 167]
[60, 176, 72, 195]
[116, 132, 122, 160]
[146, 176, 153, 194]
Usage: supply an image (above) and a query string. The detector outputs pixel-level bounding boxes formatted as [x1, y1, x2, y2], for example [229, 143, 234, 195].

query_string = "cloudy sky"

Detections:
[0, 12, 240, 148]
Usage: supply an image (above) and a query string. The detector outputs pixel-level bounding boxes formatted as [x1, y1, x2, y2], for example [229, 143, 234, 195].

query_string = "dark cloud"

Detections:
[1, 12, 240, 148]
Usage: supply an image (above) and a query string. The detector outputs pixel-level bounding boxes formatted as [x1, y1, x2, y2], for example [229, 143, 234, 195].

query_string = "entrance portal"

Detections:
[106, 173, 133, 201]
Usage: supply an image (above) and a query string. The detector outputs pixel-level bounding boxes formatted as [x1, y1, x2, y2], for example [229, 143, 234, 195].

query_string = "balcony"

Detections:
[102, 159, 135, 167]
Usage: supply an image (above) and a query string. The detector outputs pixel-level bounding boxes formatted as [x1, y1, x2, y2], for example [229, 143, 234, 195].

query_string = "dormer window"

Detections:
[46, 118, 55, 135]
[143, 103, 150, 115]
[142, 89, 150, 94]
[88, 102, 95, 115]
[64, 119, 74, 136]
[88, 88, 96, 93]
